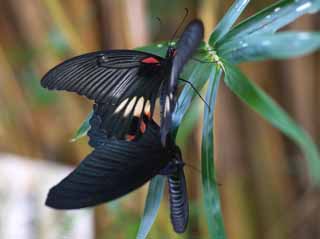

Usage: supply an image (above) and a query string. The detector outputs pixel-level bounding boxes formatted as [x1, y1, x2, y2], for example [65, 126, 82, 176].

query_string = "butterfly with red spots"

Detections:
[41, 19, 204, 144]
[45, 106, 189, 233]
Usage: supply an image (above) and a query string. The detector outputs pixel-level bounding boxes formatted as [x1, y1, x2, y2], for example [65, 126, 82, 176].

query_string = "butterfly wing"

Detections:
[160, 20, 204, 145]
[41, 50, 164, 139]
[45, 113, 170, 209]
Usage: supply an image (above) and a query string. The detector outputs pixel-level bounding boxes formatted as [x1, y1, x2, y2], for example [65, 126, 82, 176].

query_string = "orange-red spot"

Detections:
[140, 121, 146, 133]
[145, 111, 151, 119]
[126, 134, 136, 141]
[142, 57, 160, 64]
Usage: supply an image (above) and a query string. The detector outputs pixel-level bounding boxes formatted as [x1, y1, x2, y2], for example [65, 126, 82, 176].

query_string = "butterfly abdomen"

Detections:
[168, 168, 189, 233]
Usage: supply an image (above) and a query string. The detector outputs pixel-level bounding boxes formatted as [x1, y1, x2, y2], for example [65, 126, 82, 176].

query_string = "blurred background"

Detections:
[0, 0, 319, 238]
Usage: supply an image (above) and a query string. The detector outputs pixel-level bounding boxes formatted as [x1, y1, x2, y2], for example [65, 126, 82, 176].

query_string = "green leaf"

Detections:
[70, 111, 93, 142]
[172, 62, 216, 135]
[209, 0, 250, 45]
[176, 98, 202, 146]
[219, 32, 320, 63]
[136, 41, 171, 57]
[217, 0, 320, 48]
[201, 67, 226, 239]
[136, 175, 166, 239]
[223, 61, 320, 184]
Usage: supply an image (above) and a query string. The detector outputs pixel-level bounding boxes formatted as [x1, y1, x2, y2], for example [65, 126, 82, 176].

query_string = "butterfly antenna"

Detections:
[185, 163, 222, 186]
[169, 8, 189, 44]
[185, 162, 201, 174]
[179, 78, 211, 112]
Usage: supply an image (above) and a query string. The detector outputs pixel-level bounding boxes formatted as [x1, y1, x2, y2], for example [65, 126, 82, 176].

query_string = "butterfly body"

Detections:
[159, 147, 189, 233]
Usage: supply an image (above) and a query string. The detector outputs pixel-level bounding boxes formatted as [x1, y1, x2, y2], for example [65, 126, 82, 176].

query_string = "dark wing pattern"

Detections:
[168, 167, 188, 233]
[41, 50, 164, 139]
[160, 20, 204, 145]
[45, 113, 170, 209]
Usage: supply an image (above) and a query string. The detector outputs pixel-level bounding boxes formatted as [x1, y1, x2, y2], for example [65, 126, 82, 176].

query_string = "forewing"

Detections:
[41, 50, 164, 139]
[45, 114, 169, 209]
[170, 20, 204, 89]
[161, 20, 204, 145]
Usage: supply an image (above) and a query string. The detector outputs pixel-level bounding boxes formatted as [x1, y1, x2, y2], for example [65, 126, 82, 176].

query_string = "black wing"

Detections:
[45, 113, 170, 209]
[41, 50, 164, 139]
[160, 20, 204, 145]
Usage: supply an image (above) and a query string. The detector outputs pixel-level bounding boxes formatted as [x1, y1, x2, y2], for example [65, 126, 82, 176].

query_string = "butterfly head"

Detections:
[166, 46, 177, 58]
[165, 139, 184, 166]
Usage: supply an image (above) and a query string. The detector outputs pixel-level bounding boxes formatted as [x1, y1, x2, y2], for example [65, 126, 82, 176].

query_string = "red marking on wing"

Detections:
[140, 121, 146, 134]
[126, 134, 136, 141]
[142, 57, 160, 64]
[145, 111, 151, 119]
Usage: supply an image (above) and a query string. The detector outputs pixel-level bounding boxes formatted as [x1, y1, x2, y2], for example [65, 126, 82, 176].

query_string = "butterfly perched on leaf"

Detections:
[45, 108, 189, 233]
[43, 18, 203, 234]
[41, 19, 204, 145]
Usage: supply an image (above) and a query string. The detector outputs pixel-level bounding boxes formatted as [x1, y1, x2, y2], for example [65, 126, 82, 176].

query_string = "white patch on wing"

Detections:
[124, 96, 137, 117]
[144, 100, 151, 115]
[164, 96, 170, 117]
[134, 97, 144, 117]
[114, 98, 129, 113]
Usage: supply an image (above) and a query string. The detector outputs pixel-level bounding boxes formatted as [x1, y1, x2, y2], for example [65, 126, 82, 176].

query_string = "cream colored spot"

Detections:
[144, 100, 151, 115]
[124, 97, 137, 117]
[134, 97, 144, 117]
[164, 96, 170, 117]
[114, 98, 129, 113]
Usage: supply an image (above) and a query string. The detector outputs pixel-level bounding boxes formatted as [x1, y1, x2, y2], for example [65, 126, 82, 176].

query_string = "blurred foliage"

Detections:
[0, 0, 320, 239]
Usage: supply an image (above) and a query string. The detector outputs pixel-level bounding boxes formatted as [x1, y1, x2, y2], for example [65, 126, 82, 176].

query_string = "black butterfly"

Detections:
[41, 19, 204, 145]
[45, 109, 189, 233]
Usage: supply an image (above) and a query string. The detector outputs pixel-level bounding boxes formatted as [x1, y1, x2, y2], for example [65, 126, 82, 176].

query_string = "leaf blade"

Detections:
[219, 32, 320, 63]
[70, 110, 93, 142]
[218, 0, 320, 48]
[201, 67, 226, 239]
[136, 175, 166, 239]
[209, 0, 250, 45]
[223, 61, 320, 184]
[172, 62, 216, 134]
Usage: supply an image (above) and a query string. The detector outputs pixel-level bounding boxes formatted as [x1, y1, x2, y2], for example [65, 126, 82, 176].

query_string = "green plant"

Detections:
[73, 0, 320, 238]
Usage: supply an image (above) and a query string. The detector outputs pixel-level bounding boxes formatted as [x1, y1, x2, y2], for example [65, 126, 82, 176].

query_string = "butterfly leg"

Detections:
[159, 159, 185, 176]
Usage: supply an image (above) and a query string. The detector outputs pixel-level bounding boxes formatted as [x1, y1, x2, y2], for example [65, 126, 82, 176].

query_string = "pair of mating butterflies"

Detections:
[42, 19, 204, 233]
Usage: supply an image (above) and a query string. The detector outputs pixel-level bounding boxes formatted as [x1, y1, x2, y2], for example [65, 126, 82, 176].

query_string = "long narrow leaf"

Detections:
[201, 67, 226, 239]
[172, 63, 215, 134]
[176, 98, 202, 145]
[219, 32, 320, 63]
[223, 61, 320, 184]
[70, 110, 93, 142]
[218, 0, 320, 48]
[136, 175, 166, 239]
[209, 0, 250, 45]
